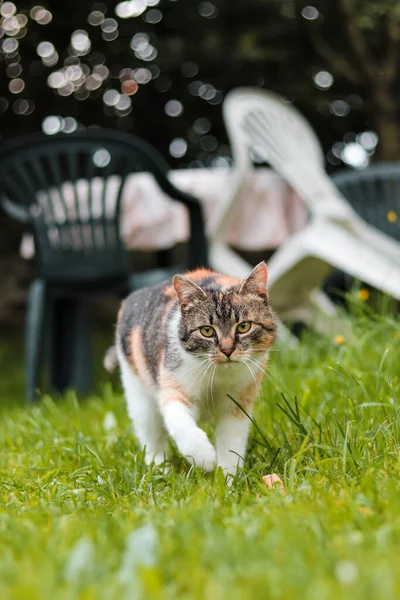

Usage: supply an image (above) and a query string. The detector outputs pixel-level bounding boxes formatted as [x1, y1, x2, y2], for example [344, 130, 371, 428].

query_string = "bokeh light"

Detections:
[42, 115, 64, 135]
[181, 62, 199, 78]
[0, 97, 9, 114]
[165, 99, 183, 117]
[88, 11, 105, 26]
[115, 0, 147, 19]
[101, 18, 118, 33]
[70, 30, 91, 56]
[357, 131, 378, 151]
[200, 134, 217, 151]
[12, 98, 34, 115]
[341, 142, 368, 168]
[9, 77, 24, 93]
[62, 117, 78, 133]
[93, 148, 111, 167]
[194, 117, 211, 134]
[103, 89, 120, 106]
[30, 6, 53, 25]
[198, 2, 217, 18]
[1, 3, 17, 18]
[330, 100, 350, 117]
[301, 6, 319, 20]
[6, 62, 22, 77]
[144, 9, 162, 24]
[121, 79, 138, 95]
[37, 41, 55, 58]
[314, 71, 333, 90]
[2, 37, 18, 53]
[134, 67, 151, 84]
[169, 138, 187, 158]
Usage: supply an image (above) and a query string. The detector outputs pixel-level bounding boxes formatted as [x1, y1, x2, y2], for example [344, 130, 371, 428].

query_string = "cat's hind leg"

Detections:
[118, 347, 168, 466]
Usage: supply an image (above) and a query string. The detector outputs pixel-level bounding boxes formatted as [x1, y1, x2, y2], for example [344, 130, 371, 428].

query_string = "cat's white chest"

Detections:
[177, 359, 252, 413]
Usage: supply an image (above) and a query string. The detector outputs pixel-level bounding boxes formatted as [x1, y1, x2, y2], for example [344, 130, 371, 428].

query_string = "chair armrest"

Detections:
[0, 197, 31, 223]
[155, 175, 209, 270]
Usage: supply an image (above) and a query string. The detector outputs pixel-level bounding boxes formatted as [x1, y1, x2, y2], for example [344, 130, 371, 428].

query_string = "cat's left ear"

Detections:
[173, 274, 207, 309]
[239, 262, 268, 299]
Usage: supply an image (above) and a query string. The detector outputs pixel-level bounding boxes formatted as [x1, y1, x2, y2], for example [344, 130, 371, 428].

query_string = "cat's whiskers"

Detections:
[208, 362, 217, 415]
[186, 359, 213, 397]
[178, 357, 210, 380]
[197, 361, 215, 407]
[205, 361, 214, 417]
[242, 358, 260, 389]
[246, 355, 280, 387]
[206, 361, 217, 416]
[254, 347, 281, 353]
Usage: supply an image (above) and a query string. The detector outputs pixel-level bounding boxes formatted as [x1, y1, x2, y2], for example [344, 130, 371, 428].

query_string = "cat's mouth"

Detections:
[215, 356, 241, 364]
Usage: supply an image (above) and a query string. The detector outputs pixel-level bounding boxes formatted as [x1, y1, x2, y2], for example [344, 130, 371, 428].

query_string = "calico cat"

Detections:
[106, 262, 277, 477]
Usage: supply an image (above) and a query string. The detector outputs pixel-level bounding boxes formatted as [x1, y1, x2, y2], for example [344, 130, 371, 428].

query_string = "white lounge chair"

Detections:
[210, 87, 400, 333]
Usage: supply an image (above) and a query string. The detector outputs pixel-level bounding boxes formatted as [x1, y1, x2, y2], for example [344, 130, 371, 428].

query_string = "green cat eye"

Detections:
[237, 321, 251, 334]
[200, 326, 215, 338]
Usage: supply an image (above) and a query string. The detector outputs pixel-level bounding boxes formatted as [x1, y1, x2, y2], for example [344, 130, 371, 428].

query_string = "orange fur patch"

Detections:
[163, 284, 176, 300]
[164, 269, 241, 300]
[215, 274, 241, 289]
[158, 297, 176, 368]
[130, 327, 153, 387]
[185, 268, 214, 281]
[116, 303, 124, 324]
[159, 371, 190, 407]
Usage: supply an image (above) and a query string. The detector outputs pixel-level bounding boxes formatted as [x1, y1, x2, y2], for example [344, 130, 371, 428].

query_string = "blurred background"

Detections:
[0, 0, 399, 330]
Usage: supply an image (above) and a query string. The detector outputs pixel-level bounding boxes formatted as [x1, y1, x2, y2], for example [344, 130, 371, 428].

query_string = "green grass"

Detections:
[0, 299, 400, 600]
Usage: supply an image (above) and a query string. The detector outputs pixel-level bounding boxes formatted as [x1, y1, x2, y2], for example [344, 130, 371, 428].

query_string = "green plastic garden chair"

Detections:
[0, 130, 208, 402]
[332, 163, 400, 242]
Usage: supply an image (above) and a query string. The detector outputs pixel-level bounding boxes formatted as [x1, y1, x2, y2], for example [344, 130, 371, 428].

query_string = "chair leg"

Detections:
[70, 299, 93, 396]
[48, 297, 92, 396]
[25, 279, 47, 402]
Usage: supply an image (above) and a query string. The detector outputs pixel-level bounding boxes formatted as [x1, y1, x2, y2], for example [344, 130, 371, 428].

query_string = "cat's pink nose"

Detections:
[220, 346, 234, 358]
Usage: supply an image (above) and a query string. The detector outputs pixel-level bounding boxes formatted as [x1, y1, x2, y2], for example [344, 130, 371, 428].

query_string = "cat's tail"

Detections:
[103, 345, 119, 374]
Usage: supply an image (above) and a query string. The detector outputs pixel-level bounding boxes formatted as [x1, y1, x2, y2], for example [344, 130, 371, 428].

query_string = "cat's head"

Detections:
[173, 262, 276, 364]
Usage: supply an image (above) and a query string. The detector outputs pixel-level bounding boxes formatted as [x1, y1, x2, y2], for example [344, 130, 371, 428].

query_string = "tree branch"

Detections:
[338, 0, 377, 82]
[383, 0, 400, 82]
[310, 28, 363, 84]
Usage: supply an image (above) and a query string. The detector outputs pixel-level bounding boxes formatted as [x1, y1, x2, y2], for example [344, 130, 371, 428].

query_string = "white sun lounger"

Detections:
[210, 87, 400, 333]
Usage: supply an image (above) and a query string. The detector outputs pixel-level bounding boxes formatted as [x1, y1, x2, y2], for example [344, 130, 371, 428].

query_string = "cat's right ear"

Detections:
[173, 275, 207, 309]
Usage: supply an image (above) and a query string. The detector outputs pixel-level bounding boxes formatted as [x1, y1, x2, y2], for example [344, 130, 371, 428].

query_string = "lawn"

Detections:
[0, 298, 399, 600]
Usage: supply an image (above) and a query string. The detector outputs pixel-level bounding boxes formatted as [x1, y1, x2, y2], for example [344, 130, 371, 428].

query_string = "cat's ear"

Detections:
[173, 275, 207, 309]
[239, 262, 268, 298]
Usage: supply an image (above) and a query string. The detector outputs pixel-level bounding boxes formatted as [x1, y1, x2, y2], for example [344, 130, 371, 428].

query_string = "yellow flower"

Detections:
[358, 288, 370, 302]
[334, 334, 345, 345]
[358, 505, 374, 516]
[387, 211, 398, 223]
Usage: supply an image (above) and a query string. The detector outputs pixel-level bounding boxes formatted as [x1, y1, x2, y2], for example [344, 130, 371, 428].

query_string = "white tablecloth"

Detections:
[20, 167, 308, 258]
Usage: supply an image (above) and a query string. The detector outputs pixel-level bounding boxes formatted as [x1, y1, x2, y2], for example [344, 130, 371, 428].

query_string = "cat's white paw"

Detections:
[145, 451, 167, 467]
[179, 429, 216, 472]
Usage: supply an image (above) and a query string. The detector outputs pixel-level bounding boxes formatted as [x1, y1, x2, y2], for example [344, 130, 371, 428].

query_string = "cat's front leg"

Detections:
[216, 370, 264, 479]
[159, 377, 216, 472]
[215, 383, 260, 479]
[215, 408, 252, 478]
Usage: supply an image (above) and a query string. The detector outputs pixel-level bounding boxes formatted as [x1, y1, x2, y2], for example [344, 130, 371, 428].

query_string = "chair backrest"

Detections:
[223, 87, 355, 223]
[0, 130, 190, 284]
[332, 163, 400, 241]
